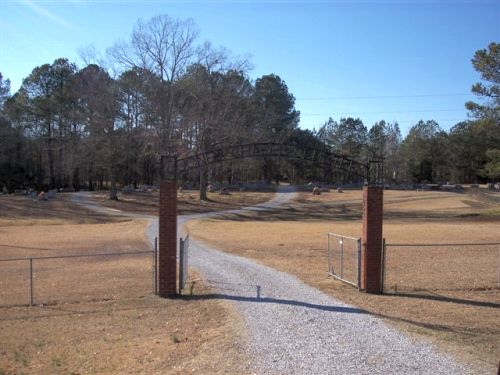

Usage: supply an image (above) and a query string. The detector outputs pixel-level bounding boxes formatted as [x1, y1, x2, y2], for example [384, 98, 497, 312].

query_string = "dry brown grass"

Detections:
[0, 282, 250, 375]
[0, 193, 251, 374]
[0, 220, 147, 256]
[297, 188, 500, 219]
[90, 189, 275, 216]
[185, 188, 500, 371]
[0, 194, 121, 226]
[0, 218, 153, 307]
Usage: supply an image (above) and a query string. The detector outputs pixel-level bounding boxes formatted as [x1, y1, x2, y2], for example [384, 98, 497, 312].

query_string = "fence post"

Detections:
[179, 237, 184, 295]
[327, 234, 331, 274]
[357, 238, 362, 290]
[381, 238, 386, 293]
[29, 258, 33, 306]
[340, 236, 344, 279]
[153, 237, 158, 295]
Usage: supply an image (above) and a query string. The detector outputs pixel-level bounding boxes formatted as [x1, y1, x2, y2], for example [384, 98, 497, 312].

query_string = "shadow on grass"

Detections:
[372, 311, 499, 335]
[212, 203, 362, 222]
[182, 290, 499, 335]
[0, 296, 367, 330]
[212, 206, 500, 223]
[205, 199, 475, 223]
[0, 296, 165, 321]
[383, 291, 500, 309]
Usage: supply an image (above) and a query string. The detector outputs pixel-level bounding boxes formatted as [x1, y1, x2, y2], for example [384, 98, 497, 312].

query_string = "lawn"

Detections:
[89, 189, 275, 216]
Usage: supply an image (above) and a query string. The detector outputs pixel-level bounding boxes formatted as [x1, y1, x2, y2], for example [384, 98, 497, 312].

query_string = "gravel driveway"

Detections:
[76, 188, 478, 374]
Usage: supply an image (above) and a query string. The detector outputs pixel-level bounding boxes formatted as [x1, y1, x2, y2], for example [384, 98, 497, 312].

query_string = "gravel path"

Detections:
[186, 243, 473, 375]
[75, 188, 476, 374]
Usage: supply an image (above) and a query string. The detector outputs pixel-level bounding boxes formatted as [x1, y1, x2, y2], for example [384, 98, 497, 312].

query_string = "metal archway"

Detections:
[161, 142, 383, 185]
[156, 142, 384, 298]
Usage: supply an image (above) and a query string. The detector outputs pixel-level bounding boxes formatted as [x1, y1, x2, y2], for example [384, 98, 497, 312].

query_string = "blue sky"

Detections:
[1, 0, 498, 134]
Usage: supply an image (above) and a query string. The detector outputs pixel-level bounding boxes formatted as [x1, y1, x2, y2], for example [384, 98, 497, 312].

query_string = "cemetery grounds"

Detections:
[1, 186, 499, 372]
[185, 187, 500, 370]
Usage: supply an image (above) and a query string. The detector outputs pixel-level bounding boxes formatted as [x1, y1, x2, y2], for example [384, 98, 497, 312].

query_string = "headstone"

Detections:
[442, 184, 464, 192]
[122, 185, 134, 194]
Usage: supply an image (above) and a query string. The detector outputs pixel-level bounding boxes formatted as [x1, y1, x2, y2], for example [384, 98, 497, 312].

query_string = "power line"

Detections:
[296, 93, 472, 101]
[301, 118, 467, 129]
[300, 108, 465, 116]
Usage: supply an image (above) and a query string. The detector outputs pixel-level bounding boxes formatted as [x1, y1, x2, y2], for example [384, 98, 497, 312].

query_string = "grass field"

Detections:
[90, 189, 275, 216]
[185, 187, 500, 371]
[1, 187, 498, 372]
[0, 284, 250, 374]
[0, 192, 254, 374]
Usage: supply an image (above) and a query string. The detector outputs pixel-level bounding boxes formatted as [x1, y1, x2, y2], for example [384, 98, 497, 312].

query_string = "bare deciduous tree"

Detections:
[108, 15, 199, 169]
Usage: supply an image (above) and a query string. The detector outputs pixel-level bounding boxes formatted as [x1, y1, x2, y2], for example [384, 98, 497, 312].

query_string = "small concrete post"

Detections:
[361, 185, 384, 293]
[158, 181, 177, 297]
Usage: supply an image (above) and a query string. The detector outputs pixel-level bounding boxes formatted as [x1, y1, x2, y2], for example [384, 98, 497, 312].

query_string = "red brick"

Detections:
[361, 186, 384, 293]
[158, 182, 177, 297]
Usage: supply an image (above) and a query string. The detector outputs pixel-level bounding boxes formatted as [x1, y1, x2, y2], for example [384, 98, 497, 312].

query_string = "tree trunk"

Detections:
[58, 122, 63, 188]
[199, 161, 208, 201]
[159, 155, 165, 181]
[108, 151, 118, 200]
[37, 148, 43, 189]
[47, 119, 55, 189]
[72, 167, 80, 192]
[109, 171, 118, 200]
[87, 160, 94, 191]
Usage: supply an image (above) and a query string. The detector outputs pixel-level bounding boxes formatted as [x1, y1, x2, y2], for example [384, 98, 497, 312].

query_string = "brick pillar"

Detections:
[361, 186, 384, 293]
[158, 181, 177, 297]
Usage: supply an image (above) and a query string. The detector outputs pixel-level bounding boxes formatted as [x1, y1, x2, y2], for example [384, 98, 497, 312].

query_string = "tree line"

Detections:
[0, 15, 498, 199]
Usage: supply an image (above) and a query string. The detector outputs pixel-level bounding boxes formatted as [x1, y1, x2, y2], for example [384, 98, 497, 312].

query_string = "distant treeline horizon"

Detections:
[0, 15, 498, 199]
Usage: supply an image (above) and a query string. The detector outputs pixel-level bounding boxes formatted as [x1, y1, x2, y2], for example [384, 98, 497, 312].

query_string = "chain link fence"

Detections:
[0, 248, 157, 307]
[382, 241, 500, 294]
[327, 233, 361, 289]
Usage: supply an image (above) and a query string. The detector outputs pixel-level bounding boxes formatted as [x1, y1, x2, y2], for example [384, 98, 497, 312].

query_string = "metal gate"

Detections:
[327, 233, 361, 289]
[179, 235, 190, 293]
